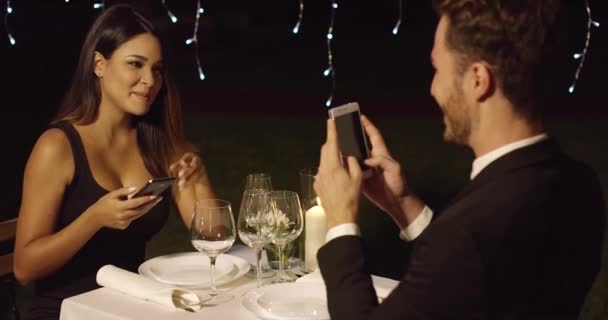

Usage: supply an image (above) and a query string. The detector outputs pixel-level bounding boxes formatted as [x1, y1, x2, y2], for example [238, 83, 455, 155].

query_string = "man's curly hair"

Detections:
[433, 0, 567, 120]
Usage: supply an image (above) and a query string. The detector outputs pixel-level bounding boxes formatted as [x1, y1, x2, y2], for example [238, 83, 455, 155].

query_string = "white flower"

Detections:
[246, 210, 275, 235]
[247, 209, 294, 238]
[272, 210, 294, 229]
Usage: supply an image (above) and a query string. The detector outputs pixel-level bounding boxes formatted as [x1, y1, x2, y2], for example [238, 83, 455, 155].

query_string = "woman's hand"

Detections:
[169, 151, 216, 230]
[87, 187, 162, 230]
[169, 152, 207, 190]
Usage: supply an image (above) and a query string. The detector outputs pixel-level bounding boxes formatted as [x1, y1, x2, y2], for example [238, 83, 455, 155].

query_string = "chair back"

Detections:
[0, 218, 17, 277]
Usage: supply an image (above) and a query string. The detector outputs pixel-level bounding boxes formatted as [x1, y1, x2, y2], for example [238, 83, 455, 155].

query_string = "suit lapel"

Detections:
[446, 139, 562, 207]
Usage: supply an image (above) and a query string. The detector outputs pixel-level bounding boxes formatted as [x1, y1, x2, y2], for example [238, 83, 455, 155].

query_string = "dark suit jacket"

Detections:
[318, 139, 606, 320]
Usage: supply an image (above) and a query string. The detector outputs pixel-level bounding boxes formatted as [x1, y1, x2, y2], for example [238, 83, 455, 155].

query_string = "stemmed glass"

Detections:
[267, 191, 304, 283]
[245, 173, 273, 191]
[191, 199, 236, 304]
[237, 189, 274, 287]
[243, 173, 275, 279]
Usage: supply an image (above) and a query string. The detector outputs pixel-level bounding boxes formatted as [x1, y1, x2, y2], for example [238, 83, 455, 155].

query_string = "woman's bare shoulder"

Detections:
[34, 128, 72, 159]
[26, 128, 74, 179]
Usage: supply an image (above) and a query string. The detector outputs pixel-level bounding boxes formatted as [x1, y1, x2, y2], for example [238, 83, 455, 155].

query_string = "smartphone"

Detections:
[130, 177, 176, 199]
[328, 102, 372, 178]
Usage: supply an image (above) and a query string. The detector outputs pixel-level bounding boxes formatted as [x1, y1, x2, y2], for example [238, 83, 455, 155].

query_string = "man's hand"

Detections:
[314, 119, 363, 230]
[361, 115, 424, 227]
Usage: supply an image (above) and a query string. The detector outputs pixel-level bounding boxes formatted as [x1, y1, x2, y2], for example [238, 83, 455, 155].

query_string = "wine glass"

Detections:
[245, 173, 273, 191]
[191, 199, 236, 304]
[243, 173, 275, 279]
[237, 189, 274, 287]
[267, 191, 304, 283]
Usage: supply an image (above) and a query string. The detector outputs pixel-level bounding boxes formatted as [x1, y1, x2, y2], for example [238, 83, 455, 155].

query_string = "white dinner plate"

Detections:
[139, 252, 250, 287]
[241, 283, 329, 320]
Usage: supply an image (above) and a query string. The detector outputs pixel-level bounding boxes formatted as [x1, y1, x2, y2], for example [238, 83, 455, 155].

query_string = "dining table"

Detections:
[59, 245, 306, 320]
[59, 244, 399, 320]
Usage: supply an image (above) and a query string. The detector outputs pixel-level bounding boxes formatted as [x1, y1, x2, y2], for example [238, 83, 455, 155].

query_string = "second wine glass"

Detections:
[237, 189, 274, 287]
[245, 173, 273, 191]
[267, 191, 304, 284]
[243, 173, 275, 279]
[191, 199, 236, 304]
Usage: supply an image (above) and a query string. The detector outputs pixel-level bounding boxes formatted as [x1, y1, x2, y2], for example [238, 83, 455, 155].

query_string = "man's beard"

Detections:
[442, 85, 472, 145]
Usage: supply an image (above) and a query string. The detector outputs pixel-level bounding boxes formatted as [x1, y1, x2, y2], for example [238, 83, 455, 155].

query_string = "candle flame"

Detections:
[316, 197, 322, 207]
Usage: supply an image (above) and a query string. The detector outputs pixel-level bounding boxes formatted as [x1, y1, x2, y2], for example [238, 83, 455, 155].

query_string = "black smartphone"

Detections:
[328, 102, 372, 178]
[130, 177, 176, 198]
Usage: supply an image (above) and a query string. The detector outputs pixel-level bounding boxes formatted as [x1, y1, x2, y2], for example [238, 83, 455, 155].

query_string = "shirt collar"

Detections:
[470, 134, 549, 180]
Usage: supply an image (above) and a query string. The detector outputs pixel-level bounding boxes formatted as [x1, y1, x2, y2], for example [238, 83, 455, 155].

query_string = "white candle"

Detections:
[305, 204, 327, 272]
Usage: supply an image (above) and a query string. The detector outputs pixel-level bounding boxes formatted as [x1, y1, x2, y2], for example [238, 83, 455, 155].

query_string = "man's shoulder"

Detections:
[436, 146, 605, 237]
[483, 143, 600, 197]
[551, 150, 601, 183]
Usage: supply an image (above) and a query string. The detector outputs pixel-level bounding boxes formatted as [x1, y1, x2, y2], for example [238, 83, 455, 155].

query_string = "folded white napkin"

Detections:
[96, 265, 202, 311]
[296, 269, 399, 300]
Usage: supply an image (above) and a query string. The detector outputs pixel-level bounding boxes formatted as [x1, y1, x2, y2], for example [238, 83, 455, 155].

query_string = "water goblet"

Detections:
[191, 199, 236, 304]
[243, 173, 275, 278]
[267, 191, 304, 283]
[237, 189, 274, 287]
[245, 173, 273, 191]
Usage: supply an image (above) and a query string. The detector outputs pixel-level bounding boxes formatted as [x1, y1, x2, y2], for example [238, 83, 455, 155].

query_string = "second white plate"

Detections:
[241, 282, 329, 320]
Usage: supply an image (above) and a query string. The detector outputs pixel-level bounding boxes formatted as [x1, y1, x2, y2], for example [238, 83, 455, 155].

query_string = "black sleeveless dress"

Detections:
[26, 122, 170, 320]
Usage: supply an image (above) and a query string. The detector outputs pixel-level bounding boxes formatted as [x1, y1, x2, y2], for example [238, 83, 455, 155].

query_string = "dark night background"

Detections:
[1, 0, 606, 218]
[0, 0, 607, 316]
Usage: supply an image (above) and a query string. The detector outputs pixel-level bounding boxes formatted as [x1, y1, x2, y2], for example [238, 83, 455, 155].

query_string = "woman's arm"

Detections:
[170, 151, 216, 228]
[14, 129, 162, 285]
[13, 129, 99, 285]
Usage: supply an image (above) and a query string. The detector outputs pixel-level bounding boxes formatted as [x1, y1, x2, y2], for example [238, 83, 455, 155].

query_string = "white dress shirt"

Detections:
[326, 133, 549, 243]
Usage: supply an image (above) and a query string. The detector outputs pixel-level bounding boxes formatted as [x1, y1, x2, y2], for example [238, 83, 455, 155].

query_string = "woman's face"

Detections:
[95, 32, 163, 116]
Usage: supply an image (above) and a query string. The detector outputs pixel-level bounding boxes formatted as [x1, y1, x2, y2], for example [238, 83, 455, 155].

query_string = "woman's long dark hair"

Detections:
[53, 4, 185, 177]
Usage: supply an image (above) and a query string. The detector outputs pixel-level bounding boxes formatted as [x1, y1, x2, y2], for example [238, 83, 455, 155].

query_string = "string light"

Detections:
[93, 1, 104, 10]
[161, 0, 178, 23]
[292, 0, 304, 34]
[569, 0, 598, 93]
[324, 1, 338, 107]
[10, 1, 596, 97]
[4, 0, 15, 45]
[392, 0, 406, 35]
[185, 0, 205, 80]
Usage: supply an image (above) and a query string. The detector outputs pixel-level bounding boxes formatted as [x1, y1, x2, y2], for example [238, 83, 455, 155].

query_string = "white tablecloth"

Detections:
[59, 245, 399, 320]
[60, 245, 268, 320]
[60, 275, 259, 320]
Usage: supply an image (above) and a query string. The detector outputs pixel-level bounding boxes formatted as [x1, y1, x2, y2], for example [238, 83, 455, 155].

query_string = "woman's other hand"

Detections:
[169, 152, 207, 190]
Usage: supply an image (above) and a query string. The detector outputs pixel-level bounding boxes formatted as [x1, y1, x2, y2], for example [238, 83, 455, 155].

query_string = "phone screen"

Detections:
[334, 111, 369, 163]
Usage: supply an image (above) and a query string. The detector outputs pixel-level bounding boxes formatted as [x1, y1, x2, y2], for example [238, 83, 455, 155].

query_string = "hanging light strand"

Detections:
[93, 0, 104, 10]
[4, 0, 15, 45]
[292, 0, 304, 34]
[392, 0, 406, 35]
[569, 0, 599, 93]
[185, 0, 205, 80]
[324, 1, 338, 107]
[161, 0, 178, 23]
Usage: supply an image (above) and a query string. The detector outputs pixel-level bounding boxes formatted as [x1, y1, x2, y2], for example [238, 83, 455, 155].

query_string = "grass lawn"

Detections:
[7, 112, 607, 319]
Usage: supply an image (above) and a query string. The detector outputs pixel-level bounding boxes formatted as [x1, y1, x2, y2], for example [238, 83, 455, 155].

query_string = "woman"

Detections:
[13, 5, 214, 319]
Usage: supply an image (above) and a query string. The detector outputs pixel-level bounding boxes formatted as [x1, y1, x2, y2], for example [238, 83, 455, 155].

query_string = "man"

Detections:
[313, 1, 606, 319]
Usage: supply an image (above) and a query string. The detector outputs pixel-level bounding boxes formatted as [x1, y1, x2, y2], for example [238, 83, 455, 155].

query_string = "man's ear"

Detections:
[469, 62, 494, 102]
[93, 51, 106, 78]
